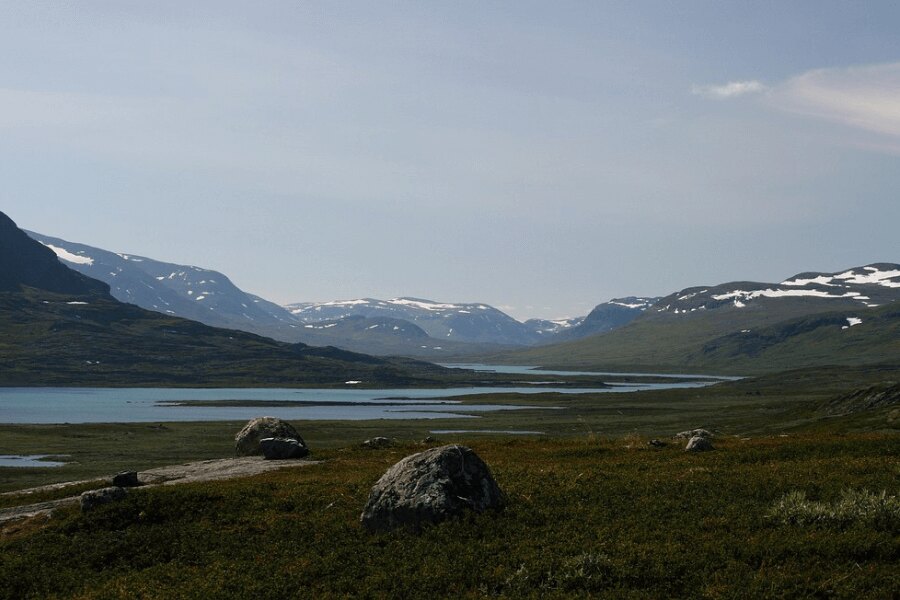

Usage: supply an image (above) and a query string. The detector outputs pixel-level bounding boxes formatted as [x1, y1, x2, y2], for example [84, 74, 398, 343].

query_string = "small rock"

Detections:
[648, 439, 666, 448]
[112, 471, 141, 487]
[363, 437, 392, 449]
[81, 487, 127, 512]
[421, 436, 436, 444]
[674, 428, 713, 439]
[259, 437, 309, 460]
[235, 417, 305, 456]
[685, 436, 714, 452]
[360, 444, 504, 532]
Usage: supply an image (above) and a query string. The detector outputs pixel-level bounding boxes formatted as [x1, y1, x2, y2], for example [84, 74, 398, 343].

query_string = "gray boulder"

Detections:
[259, 437, 309, 460]
[675, 428, 713, 439]
[81, 486, 127, 512]
[363, 436, 392, 449]
[685, 435, 714, 452]
[112, 471, 141, 487]
[235, 417, 304, 456]
[360, 444, 504, 532]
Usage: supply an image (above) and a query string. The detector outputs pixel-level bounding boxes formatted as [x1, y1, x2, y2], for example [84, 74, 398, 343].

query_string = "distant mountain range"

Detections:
[26, 232, 653, 355]
[502, 264, 900, 374]
[22, 226, 896, 374]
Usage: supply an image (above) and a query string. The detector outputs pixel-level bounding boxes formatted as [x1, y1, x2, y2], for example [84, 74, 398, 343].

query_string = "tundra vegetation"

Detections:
[0, 364, 897, 598]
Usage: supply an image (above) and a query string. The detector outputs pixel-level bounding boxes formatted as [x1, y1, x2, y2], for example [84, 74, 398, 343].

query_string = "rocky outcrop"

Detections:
[80, 486, 127, 512]
[675, 428, 713, 439]
[235, 417, 304, 456]
[362, 437, 392, 449]
[360, 444, 504, 532]
[259, 437, 309, 460]
[685, 436, 714, 452]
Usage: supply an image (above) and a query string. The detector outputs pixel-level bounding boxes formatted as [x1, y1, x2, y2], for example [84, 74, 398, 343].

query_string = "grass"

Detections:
[0, 434, 897, 598]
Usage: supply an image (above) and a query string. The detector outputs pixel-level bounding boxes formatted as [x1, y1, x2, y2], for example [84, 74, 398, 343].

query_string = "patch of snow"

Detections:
[846, 317, 862, 327]
[610, 301, 648, 309]
[713, 289, 862, 302]
[390, 298, 461, 311]
[66, 301, 88, 305]
[834, 267, 900, 287]
[195, 295, 206, 301]
[43, 244, 94, 266]
[782, 275, 837, 287]
[345, 381, 361, 385]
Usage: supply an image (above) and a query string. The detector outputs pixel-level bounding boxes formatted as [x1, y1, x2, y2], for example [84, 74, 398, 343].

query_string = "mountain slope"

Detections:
[547, 297, 658, 343]
[0, 213, 456, 386]
[498, 264, 900, 374]
[26, 231, 299, 336]
[1, 215, 109, 296]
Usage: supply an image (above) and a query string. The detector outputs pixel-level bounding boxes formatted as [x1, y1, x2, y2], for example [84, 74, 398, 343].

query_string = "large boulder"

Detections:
[235, 417, 304, 456]
[685, 436, 714, 452]
[111, 471, 141, 487]
[360, 444, 504, 532]
[259, 437, 309, 460]
[81, 486, 127, 512]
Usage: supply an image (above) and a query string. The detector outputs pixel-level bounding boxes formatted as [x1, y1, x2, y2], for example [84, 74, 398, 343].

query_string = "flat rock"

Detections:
[360, 444, 504, 532]
[80, 487, 127, 512]
[685, 436, 714, 452]
[235, 417, 305, 456]
[259, 437, 309, 460]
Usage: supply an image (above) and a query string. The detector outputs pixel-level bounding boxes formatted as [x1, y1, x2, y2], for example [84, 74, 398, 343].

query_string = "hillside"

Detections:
[499, 264, 900, 374]
[0, 212, 462, 387]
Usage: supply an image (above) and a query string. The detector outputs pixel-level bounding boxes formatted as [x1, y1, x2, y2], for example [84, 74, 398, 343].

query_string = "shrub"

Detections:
[769, 489, 900, 530]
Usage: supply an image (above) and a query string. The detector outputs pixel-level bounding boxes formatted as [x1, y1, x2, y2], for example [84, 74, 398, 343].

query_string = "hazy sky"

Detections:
[2, 2, 899, 319]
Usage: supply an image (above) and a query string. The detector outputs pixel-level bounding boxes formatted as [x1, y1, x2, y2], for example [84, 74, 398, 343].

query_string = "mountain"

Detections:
[26, 231, 300, 337]
[285, 297, 544, 345]
[0, 212, 459, 387]
[548, 297, 659, 343]
[1, 214, 109, 297]
[497, 264, 900, 374]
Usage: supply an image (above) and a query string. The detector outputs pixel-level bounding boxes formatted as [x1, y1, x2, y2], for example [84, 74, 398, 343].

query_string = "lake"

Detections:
[0, 366, 722, 425]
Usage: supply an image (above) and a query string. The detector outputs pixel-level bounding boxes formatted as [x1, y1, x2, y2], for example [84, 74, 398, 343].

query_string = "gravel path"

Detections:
[0, 456, 319, 525]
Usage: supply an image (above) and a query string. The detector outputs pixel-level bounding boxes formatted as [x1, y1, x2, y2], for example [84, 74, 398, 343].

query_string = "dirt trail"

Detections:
[0, 456, 320, 524]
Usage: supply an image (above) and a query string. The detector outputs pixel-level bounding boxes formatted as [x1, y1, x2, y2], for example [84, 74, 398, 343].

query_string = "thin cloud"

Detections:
[691, 80, 768, 99]
[770, 62, 900, 139]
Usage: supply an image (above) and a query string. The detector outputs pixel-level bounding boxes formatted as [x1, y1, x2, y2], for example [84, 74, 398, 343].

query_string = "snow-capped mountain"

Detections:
[26, 231, 300, 336]
[286, 297, 545, 346]
[654, 263, 900, 315]
[523, 316, 585, 336]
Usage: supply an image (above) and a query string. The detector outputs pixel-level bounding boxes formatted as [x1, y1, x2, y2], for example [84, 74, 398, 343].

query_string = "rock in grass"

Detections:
[235, 417, 304, 456]
[80, 486, 127, 512]
[675, 428, 713, 439]
[259, 437, 309, 460]
[360, 444, 504, 532]
[648, 439, 666, 448]
[112, 471, 141, 487]
[685, 436, 714, 452]
[363, 437, 392, 449]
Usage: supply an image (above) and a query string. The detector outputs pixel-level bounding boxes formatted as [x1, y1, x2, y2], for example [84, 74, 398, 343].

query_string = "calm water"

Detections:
[0, 366, 721, 425]
[0, 455, 67, 468]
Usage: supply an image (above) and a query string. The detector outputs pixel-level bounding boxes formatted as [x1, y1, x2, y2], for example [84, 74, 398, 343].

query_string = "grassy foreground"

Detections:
[1, 433, 898, 599]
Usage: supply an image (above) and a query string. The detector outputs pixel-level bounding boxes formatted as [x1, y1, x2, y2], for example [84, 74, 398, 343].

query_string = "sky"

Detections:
[2, 1, 899, 320]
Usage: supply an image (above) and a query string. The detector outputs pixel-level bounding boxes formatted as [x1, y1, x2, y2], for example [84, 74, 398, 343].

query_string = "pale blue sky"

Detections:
[2, 1, 899, 319]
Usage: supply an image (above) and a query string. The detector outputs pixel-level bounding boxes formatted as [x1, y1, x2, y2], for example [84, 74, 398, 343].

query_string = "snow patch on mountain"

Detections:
[43, 243, 94, 266]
